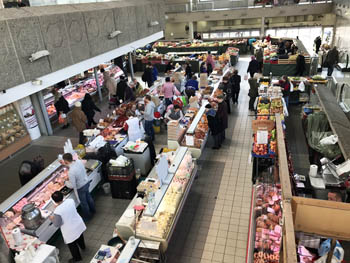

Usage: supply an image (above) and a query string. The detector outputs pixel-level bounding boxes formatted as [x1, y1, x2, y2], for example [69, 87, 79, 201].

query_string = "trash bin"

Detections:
[102, 183, 111, 195]
[153, 119, 161, 134]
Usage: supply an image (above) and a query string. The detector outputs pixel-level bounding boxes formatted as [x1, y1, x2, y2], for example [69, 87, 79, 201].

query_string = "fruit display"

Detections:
[270, 98, 283, 114]
[0, 104, 28, 151]
[253, 143, 268, 157]
[153, 39, 247, 49]
[253, 183, 282, 263]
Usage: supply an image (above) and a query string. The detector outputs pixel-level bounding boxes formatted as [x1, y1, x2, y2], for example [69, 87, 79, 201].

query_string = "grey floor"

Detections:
[0, 57, 348, 263]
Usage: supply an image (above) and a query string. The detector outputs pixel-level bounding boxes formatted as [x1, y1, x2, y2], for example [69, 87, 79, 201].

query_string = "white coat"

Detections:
[54, 199, 86, 244]
[126, 117, 144, 142]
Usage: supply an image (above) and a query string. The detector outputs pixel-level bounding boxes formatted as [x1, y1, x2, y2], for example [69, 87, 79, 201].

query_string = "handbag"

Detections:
[58, 113, 66, 124]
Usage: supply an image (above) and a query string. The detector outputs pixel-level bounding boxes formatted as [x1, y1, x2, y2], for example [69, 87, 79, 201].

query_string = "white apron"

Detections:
[54, 199, 86, 244]
[126, 117, 144, 142]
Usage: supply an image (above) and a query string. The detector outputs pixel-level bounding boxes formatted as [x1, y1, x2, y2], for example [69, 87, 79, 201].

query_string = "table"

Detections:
[90, 245, 119, 263]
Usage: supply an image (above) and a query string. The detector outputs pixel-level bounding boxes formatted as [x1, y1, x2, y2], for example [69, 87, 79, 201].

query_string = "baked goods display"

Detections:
[0, 104, 28, 150]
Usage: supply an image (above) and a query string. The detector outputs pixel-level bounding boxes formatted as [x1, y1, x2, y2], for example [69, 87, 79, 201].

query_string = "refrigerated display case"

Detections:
[0, 159, 101, 251]
[0, 104, 30, 161]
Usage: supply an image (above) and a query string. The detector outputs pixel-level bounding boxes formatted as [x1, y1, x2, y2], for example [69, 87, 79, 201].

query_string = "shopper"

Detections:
[102, 69, 117, 99]
[205, 104, 221, 150]
[200, 62, 207, 74]
[295, 52, 306, 76]
[314, 36, 322, 54]
[142, 63, 154, 87]
[165, 62, 175, 73]
[161, 77, 180, 107]
[165, 104, 183, 122]
[185, 62, 193, 79]
[81, 93, 101, 127]
[247, 56, 259, 78]
[124, 112, 144, 142]
[131, 78, 144, 98]
[230, 69, 241, 104]
[185, 75, 199, 99]
[116, 75, 129, 102]
[206, 51, 215, 75]
[255, 48, 264, 73]
[216, 95, 228, 143]
[124, 81, 135, 101]
[248, 76, 259, 111]
[279, 75, 291, 107]
[219, 76, 232, 114]
[325, 46, 339, 77]
[266, 34, 271, 43]
[152, 65, 158, 82]
[71, 102, 87, 144]
[62, 153, 96, 220]
[50, 191, 86, 263]
[53, 89, 70, 129]
[172, 71, 183, 94]
[143, 95, 155, 141]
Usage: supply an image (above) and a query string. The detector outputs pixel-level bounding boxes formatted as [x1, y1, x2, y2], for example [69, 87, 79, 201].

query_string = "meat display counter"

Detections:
[115, 147, 197, 252]
[0, 158, 101, 251]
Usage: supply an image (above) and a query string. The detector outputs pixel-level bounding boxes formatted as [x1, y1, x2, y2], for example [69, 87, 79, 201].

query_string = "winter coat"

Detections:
[124, 85, 135, 101]
[247, 60, 259, 75]
[230, 74, 241, 93]
[117, 80, 128, 101]
[206, 109, 221, 136]
[219, 82, 233, 98]
[142, 67, 153, 84]
[326, 48, 339, 66]
[185, 65, 193, 79]
[54, 96, 70, 114]
[81, 97, 100, 120]
[217, 101, 228, 130]
[71, 107, 87, 132]
[248, 78, 259, 98]
[103, 72, 117, 96]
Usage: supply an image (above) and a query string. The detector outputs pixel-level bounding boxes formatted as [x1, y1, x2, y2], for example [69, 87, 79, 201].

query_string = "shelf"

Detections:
[0, 134, 31, 162]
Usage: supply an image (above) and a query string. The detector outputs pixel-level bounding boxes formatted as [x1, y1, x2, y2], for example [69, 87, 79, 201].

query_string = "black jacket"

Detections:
[81, 97, 100, 119]
[185, 65, 193, 79]
[206, 111, 221, 136]
[117, 80, 128, 100]
[247, 60, 259, 75]
[217, 101, 228, 130]
[219, 82, 233, 98]
[124, 85, 135, 101]
[54, 96, 70, 114]
[143, 67, 153, 83]
[326, 48, 339, 66]
[230, 75, 241, 92]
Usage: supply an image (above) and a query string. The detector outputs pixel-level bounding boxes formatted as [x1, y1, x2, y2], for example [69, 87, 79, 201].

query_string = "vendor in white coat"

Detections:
[50, 191, 86, 263]
[124, 112, 144, 142]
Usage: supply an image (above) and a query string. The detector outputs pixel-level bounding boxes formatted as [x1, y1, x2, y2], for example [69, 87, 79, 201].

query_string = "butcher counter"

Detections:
[0, 158, 101, 252]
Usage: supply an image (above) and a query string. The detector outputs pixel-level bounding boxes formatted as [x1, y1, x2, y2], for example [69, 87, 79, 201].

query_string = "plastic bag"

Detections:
[290, 81, 294, 92]
[299, 81, 305, 92]
[320, 134, 338, 145]
[58, 113, 66, 124]
[318, 239, 344, 262]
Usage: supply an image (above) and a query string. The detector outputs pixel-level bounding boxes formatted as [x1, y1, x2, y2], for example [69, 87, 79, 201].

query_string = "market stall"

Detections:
[0, 104, 31, 162]
[253, 38, 311, 76]
[0, 157, 101, 255]
[115, 146, 197, 252]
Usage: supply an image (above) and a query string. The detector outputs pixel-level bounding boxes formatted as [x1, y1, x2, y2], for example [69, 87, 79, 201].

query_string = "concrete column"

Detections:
[30, 92, 51, 136]
[261, 17, 265, 38]
[0, 0, 4, 8]
[94, 67, 103, 102]
[188, 21, 194, 41]
[128, 52, 135, 80]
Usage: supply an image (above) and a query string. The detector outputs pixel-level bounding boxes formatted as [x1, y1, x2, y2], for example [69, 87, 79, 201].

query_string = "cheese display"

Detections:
[0, 104, 28, 151]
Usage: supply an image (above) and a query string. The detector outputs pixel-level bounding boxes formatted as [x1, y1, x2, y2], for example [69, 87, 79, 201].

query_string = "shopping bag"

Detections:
[58, 113, 66, 124]
[290, 81, 294, 92]
[244, 74, 248, 81]
[299, 81, 305, 92]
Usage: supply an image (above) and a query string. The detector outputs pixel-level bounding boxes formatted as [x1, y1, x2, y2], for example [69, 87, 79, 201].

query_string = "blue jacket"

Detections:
[185, 79, 199, 90]
[152, 67, 158, 81]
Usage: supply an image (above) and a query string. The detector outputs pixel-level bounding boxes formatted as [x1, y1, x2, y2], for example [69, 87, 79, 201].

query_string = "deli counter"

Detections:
[0, 158, 101, 252]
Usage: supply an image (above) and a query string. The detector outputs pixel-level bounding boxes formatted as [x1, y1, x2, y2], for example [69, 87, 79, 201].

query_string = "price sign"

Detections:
[257, 130, 268, 145]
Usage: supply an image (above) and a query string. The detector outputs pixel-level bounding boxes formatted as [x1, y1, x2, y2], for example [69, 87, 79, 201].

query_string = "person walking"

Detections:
[200, 62, 207, 74]
[216, 95, 228, 144]
[71, 102, 87, 144]
[185, 62, 193, 80]
[102, 69, 116, 99]
[53, 89, 70, 129]
[161, 77, 180, 107]
[219, 76, 232, 114]
[206, 51, 215, 75]
[247, 56, 260, 78]
[185, 75, 199, 99]
[295, 52, 306, 76]
[325, 46, 339, 77]
[50, 191, 86, 263]
[81, 93, 101, 127]
[116, 75, 129, 102]
[62, 153, 96, 220]
[205, 104, 221, 150]
[230, 70, 241, 104]
[143, 95, 155, 141]
[142, 63, 154, 87]
[152, 65, 158, 83]
[165, 62, 175, 73]
[248, 76, 259, 111]
[255, 48, 264, 73]
[314, 36, 322, 54]
[279, 75, 291, 107]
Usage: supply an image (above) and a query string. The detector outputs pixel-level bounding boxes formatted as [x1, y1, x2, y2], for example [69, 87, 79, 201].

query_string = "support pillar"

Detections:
[94, 67, 103, 102]
[128, 52, 135, 80]
[261, 17, 265, 38]
[188, 22, 194, 41]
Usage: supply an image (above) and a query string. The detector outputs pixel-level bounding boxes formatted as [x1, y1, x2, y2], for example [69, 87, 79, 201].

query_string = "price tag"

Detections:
[185, 135, 194, 146]
[257, 130, 268, 144]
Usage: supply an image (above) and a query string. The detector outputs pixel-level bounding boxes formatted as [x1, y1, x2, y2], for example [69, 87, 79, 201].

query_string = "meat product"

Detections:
[4, 211, 14, 218]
